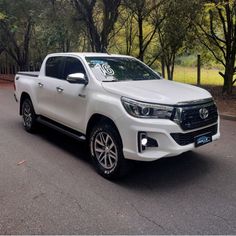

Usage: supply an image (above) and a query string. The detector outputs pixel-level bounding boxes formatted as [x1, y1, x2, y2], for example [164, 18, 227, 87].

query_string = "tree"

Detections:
[111, 6, 138, 56]
[0, 0, 39, 69]
[157, 0, 202, 80]
[36, 1, 82, 52]
[71, 0, 121, 52]
[196, 0, 236, 95]
[123, 0, 165, 62]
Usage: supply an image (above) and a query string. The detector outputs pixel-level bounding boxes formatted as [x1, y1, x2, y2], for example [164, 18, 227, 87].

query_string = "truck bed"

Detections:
[17, 71, 39, 77]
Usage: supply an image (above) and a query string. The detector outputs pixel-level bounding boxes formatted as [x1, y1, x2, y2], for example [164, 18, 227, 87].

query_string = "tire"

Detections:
[21, 98, 37, 133]
[89, 122, 129, 179]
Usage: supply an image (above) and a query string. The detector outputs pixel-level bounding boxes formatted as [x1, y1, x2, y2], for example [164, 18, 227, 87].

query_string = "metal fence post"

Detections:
[197, 54, 201, 86]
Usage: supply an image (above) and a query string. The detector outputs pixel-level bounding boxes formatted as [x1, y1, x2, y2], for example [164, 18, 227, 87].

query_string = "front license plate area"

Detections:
[195, 132, 212, 147]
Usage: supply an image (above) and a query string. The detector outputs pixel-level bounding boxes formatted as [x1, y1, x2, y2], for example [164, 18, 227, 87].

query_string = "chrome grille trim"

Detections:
[176, 98, 214, 106]
[173, 100, 218, 131]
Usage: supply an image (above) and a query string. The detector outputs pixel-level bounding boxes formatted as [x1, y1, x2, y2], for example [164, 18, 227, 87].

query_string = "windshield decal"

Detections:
[89, 60, 104, 65]
[95, 63, 114, 76]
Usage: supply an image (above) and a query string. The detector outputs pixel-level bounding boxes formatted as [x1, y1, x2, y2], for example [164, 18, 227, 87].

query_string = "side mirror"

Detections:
[67, 73, 88, 85]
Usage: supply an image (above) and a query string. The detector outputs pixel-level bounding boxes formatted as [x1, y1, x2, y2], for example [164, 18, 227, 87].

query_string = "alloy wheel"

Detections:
[23, 102, 32, 128]
[94, 131, 118, 170]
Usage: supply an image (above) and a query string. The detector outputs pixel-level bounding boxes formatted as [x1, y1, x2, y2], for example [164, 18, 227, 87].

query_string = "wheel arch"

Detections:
[86, 113, 123, 146]
[19, 92, 32, 115]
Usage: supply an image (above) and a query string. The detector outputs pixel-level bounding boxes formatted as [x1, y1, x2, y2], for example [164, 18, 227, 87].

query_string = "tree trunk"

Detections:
[165, 53, 176, 80]
[166, 64, 171, 80]
[219, 55, 235, 95]
[161, 56, 165, 78]
[222, 68, 234, 95]
[137, 12, 144, 61]
[170, 54, 175, 80]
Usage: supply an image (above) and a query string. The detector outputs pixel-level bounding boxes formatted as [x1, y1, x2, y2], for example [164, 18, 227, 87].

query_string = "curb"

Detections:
[220, 114, 236, 121]
[0, 79, 14, 83]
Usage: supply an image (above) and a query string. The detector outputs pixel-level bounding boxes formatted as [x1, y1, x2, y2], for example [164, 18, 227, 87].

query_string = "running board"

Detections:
[37, 116, 86, 141]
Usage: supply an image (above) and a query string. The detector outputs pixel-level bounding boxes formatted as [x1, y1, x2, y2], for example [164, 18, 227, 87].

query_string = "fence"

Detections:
[0, 64, 40, 75]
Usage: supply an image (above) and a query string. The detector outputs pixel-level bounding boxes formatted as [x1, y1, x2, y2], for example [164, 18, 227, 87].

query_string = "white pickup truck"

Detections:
[14, 53, 220, 178]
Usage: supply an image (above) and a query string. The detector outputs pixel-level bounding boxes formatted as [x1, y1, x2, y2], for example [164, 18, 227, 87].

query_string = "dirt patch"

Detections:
[0, 74, 14, 88]
[0, 74, 14, 82]
[0, 80, 13, 88]
[201, 85, 236, 117]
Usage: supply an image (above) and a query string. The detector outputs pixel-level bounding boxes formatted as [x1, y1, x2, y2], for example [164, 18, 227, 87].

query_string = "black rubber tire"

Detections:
[21, 98, 37, 133]
[89, 122, 129, 179]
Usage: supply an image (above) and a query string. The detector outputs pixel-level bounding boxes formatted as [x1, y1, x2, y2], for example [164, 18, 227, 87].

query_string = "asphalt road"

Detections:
[0, 86, 236, 234]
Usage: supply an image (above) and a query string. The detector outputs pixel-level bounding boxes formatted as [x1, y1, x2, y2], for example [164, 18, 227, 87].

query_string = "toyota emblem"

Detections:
[199, 107, 209, 119]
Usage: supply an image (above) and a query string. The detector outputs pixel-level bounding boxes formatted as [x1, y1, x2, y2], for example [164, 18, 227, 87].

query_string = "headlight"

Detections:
[121, 97, 174, 119]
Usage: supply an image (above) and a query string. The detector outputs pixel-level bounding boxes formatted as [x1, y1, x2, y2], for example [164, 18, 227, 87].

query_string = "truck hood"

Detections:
[102, 79, 212, 105]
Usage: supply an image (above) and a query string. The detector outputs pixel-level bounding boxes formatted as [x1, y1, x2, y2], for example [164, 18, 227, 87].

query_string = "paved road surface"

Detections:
[0, 86, 236, 234]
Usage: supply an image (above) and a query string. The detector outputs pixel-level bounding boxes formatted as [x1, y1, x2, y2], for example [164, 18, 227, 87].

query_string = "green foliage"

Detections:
[0, 0, 235, 94]
[0, 12, 6, 20]
[156, 0, 203, 80]
[0, 0, 42, 67]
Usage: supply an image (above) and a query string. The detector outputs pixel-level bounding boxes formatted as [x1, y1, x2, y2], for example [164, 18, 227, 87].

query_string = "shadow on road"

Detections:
[117, 152, 212, 191]
[36, 124, 89, 159]
[34, 124, 212, 190]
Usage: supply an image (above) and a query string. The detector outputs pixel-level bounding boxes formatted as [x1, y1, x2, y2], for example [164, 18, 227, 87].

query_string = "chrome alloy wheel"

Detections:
[94, 132, 118, 170]
[23, 102, 32, 128]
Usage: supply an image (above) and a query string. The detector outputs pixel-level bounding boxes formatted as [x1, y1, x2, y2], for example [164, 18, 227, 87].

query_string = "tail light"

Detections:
[14, 76, 19, 91]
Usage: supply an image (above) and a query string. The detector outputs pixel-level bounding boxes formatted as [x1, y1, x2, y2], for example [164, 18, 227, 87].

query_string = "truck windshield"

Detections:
[85, 57, 161, 82]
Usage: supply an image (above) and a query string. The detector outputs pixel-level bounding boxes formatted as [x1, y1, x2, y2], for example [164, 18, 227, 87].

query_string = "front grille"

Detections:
[176, 102, 218, 130]
[171, 124, 218, 146]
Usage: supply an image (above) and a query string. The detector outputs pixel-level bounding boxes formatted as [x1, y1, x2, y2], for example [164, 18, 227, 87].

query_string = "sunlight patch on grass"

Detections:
[173, 66, 223, 85]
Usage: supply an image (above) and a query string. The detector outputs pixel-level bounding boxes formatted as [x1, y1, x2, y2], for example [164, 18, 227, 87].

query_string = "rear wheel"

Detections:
[22, 98, 37, 132]
[89, 123, 129, 179]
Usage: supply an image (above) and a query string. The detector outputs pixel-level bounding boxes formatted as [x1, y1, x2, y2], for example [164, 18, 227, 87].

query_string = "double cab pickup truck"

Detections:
[14, 53, 220, 178]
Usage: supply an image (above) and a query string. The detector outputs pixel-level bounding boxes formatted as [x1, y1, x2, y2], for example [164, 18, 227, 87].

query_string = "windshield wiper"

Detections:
[102, 79, 118, 82]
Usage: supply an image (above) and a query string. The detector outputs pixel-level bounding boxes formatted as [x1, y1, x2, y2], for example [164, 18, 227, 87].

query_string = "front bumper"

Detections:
[116, 115, 220, 161]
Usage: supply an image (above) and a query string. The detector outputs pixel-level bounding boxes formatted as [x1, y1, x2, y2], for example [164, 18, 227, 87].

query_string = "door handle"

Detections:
[38, 82, 44, 87]
[56, 86, 64, 93]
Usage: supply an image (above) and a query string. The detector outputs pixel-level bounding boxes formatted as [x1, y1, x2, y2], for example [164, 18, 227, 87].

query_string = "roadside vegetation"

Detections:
[0, 0, 235, 95]
[174, 66, 223, 86]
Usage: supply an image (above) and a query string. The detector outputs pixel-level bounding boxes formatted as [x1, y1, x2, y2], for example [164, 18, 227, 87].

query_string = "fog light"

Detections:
[141, 138, 148, 146]
[138, 132, 158, 153]
[138, 132, 147, 152]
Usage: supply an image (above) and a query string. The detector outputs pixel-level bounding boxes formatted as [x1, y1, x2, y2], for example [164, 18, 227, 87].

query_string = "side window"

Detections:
[45, 57, 63, 79]
[62, 57, 86, 80]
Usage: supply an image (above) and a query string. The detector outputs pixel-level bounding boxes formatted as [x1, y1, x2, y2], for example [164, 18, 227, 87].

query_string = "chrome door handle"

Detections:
[56, 86, 64, 93]
[38, 82, 44, 87]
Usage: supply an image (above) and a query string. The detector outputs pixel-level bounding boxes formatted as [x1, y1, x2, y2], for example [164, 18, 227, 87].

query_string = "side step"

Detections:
[37, 116, 86, 141]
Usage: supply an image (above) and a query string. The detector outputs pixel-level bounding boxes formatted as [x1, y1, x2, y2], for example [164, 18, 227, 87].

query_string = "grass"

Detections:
[173, 66, 223, 86]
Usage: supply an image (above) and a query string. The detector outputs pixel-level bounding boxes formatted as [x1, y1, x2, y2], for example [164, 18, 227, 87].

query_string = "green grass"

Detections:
[173, 66, 223, 86]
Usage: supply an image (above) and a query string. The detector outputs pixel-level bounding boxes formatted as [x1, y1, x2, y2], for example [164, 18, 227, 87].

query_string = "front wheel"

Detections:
[89, 123, 129, 179]
[22, 98, 37, 132]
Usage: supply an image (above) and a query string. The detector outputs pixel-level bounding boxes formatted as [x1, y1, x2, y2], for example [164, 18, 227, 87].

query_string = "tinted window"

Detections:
[85, 57, 160, 82]
[62, 57, 86, 80]
[45, 56, 63, 79]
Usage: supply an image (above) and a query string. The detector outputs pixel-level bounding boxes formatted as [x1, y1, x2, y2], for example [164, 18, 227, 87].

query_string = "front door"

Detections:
[52, 56, 88, 132]
[37, 56, 64, 120]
